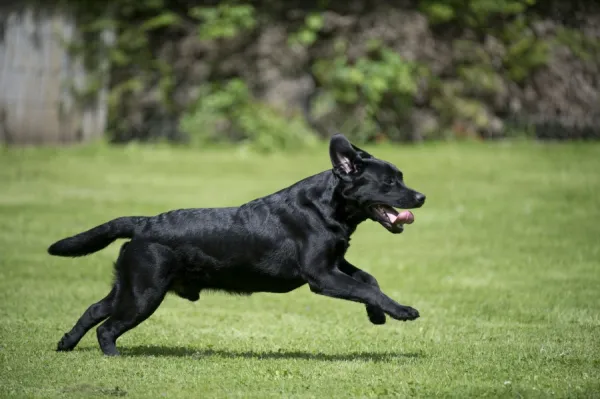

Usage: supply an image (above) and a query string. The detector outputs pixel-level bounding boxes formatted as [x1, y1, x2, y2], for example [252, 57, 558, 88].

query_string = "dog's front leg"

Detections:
[339, 260, 387, 325]
[306, 265, 419, 322]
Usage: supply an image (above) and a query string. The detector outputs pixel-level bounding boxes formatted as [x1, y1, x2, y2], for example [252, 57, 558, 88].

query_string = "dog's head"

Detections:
[329, 134, 426, 234]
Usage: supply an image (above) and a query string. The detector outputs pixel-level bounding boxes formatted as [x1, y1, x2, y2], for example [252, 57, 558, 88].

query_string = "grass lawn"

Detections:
[0, 141, 599, 398]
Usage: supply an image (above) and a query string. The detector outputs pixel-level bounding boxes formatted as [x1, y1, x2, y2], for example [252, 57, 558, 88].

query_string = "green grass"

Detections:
[1, 141, 599, 398]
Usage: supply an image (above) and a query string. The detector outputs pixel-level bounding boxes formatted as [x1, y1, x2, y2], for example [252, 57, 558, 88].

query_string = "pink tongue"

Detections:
[392, 210, 414, 225]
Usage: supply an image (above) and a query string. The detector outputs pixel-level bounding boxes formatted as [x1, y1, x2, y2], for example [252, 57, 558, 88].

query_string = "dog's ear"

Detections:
[351, 144, 373, 160]
[329, 134, 363, 177]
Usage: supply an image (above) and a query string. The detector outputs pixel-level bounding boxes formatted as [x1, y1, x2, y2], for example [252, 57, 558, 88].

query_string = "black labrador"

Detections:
[49, 133, 426, 356]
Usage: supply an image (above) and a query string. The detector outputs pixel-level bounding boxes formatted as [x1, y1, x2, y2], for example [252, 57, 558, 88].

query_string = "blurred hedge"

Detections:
[58, 0, 600, 149]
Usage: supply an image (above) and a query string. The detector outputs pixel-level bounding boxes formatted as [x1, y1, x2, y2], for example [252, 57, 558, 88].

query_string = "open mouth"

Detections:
[369, 205, 415, 234]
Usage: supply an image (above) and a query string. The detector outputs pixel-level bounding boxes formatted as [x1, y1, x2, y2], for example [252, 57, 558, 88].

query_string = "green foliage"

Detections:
[417, 0, 552, 136]
[288, 12, 324, 47]
[420, 0, 536, 27]
[422, 0, 550, 83]
[65, 0, 184, 140]
[58, 0, 593, 145]
[67, 1, 261, 143]
[428, 78, 488, 137]
[313, 42, 422, 141]
[190, 3, 256, 41]
[457, 65, 503, 94]
[314, 45, 419, 106]
[140, 11, 181, 31]
[500, 16, 550, 82]
[435, 91, 490, 131]
[555, 27, 600, 62]
[181, 79, 318, 153]
[421, 2, 456, 25]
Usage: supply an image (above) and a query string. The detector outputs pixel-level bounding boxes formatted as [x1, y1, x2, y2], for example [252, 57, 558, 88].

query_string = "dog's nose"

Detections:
[414, 193, 426, 205]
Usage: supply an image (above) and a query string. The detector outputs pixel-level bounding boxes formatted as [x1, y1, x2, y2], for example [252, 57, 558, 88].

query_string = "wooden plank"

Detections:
[0, 2, 110, 145]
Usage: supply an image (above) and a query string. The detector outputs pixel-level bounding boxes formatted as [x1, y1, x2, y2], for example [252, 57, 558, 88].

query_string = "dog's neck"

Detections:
[324, 172, 369, 237]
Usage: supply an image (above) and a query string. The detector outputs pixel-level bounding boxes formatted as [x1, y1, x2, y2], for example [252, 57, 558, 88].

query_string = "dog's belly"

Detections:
[169, 232, 308, 296]
[171, 271, 306, 297]
[171, 256, 306, 297]
[209, 273, 307, 294]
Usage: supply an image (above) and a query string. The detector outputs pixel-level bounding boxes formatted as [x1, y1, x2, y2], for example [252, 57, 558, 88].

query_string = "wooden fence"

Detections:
[0, 2, 111, 145]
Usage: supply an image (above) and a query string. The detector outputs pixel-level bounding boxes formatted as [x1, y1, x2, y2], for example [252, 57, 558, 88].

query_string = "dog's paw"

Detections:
[389, 306, 420, 322]
[56, 335, 75, 352]
[366, 305, 386, 325]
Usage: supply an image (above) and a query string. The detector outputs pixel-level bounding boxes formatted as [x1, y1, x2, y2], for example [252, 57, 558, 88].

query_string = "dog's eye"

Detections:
[384, 177, 395, 185]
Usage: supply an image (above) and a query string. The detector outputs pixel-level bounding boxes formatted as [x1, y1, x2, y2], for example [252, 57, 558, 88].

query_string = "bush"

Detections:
[181, 79, 319, 152]
[312, 41, 423, 142]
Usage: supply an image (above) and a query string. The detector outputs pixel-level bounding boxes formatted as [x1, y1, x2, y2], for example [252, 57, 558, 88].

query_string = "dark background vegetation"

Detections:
[60, 0, 600, 151]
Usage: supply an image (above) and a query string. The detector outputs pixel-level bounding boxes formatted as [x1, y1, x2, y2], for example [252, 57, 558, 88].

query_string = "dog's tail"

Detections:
[48, 216, 145, 257]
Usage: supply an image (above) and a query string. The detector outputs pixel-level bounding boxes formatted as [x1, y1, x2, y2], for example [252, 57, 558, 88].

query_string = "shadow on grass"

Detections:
[127, 346, 422, 362]
[79, 346, 423, 362]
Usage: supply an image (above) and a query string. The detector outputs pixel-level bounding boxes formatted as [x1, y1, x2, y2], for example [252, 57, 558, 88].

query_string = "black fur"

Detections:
[51, 134, 426, 356]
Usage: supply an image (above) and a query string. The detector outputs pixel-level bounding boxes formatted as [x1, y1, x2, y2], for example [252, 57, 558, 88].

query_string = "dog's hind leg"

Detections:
[56, 285, 117, 352]
[339, 260, 386, 325]
[95, 240, 174, 356]
[57, 242, 132, 352]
